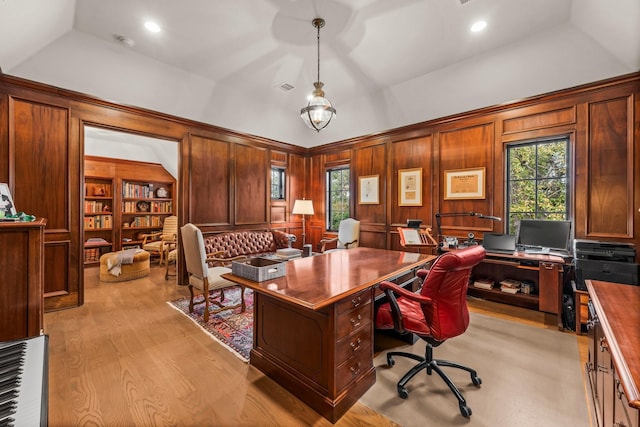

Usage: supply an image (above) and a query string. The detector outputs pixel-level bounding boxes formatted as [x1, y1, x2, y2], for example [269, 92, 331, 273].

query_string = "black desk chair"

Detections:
[375, 245, 486, 418]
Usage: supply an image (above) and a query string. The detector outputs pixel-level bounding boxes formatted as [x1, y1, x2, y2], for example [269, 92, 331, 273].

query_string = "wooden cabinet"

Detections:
[0, 219, 46, 341]
[586, 280, 640, 427]
[83, 177, 115, 266]
[84, 156, 176, 262]
[468, 252, 565, 329]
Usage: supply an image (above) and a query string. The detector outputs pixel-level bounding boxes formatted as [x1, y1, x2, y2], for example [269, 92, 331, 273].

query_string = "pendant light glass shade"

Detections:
[300, 82, 336, 131]
[300, 18, 336, 132]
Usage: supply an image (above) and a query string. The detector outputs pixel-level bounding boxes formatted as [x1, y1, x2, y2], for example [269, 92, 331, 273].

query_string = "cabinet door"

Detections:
[538, 262, 561, 314]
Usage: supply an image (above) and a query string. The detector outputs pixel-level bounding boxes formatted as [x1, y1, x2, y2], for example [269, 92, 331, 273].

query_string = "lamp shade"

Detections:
[292, 199, 314, 215]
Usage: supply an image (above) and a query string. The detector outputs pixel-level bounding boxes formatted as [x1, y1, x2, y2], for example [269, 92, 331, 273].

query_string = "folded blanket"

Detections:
[107, 248, 143, 277]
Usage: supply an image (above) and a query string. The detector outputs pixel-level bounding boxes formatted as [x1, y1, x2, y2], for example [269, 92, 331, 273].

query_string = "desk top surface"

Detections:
[587, 280, 640, 409]
[222, 247, 435, 310]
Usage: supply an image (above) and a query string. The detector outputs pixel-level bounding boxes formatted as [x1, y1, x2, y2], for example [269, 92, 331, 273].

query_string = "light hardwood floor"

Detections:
[44, 265, 588, 426]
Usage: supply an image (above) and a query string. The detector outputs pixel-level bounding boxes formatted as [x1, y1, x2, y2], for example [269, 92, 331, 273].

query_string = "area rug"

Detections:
[361, 311, 590, 427]
[167, 288, 253, 362]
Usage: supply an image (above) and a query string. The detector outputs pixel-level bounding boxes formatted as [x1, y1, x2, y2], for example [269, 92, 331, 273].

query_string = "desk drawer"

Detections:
[336, 351, 372, 391]
[336, 328, 372, 365]
[336, 288, 372, 315]
[337, 303, 371, 339]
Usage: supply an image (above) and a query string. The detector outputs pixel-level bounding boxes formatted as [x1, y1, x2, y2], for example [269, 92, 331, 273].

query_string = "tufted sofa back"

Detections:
[203, 230, 293, 259]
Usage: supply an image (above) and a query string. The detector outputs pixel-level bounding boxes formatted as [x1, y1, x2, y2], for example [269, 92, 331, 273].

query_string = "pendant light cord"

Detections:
[316, 22, 321, 83]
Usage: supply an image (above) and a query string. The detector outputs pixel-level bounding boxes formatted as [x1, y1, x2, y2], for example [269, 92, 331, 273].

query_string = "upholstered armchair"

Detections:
[320, 218, 360, 253]
[180, 223, 245, 322]
[375, 245, 486, 418]
[141, 215, 178, 265]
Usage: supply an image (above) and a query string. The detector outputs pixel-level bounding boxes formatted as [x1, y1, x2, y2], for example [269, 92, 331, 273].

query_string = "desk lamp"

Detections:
[292, 199, 314, 245]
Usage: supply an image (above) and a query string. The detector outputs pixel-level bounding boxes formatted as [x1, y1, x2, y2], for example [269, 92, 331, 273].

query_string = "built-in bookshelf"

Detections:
[84, 156, 176, 265]
[83, 177, 115, 265]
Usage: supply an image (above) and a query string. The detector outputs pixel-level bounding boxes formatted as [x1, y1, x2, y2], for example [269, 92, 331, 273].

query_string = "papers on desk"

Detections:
[399, 228, 421, 245]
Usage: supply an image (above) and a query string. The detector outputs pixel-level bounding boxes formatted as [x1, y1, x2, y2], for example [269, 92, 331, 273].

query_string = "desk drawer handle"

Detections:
[350, 315, 362, 328]
[350, 362, 361, 376]
[351, 296, 362, 308]
[350, 338, 362, 353]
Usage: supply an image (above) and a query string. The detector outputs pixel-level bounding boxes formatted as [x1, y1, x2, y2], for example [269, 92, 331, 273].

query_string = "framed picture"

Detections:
[398, 168, 422, 206]
[444, 167, 486, 200]
[359, 175, 379, 204]
[0, 183, 17, 217]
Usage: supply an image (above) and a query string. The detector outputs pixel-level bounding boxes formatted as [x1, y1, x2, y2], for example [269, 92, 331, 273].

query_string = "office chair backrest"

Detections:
[338, 218, 360, 249]
[180, 223, 208, 280]
[419, 245, 486, 341]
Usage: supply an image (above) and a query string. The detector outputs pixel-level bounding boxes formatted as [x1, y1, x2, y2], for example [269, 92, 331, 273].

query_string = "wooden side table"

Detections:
[572, 280, 589, 334]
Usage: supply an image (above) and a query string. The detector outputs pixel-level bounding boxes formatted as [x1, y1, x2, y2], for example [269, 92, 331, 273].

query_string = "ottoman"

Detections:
[100, 249, 150, 282]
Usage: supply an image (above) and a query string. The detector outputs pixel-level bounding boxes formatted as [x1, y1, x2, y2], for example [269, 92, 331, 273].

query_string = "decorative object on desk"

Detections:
[156, 187, 168, 198]
[136, 200, 151, 212]
[291, 199, 314, 245]
[168, 288, 253, 362]
[232, 257, 286, 281]
[358, 175, 379, 204]
[397, 227, 438, 248]
[0, 183, 17, 217]
[444, 167, 485, 200]
[398, 168, 422, 206]
[276, 248, 302, 260]
[362, 311, 589, 427]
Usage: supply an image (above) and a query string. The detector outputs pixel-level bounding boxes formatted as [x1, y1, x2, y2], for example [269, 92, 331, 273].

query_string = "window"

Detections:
[271, 167, 285, 200]
[506, 137, 570, 234]
[326, 167, 350, 231]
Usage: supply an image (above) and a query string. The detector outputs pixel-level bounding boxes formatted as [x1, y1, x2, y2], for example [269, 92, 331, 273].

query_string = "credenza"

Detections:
[467, 250, 566, 329]
[223, 247, 434, 423]
[0, 218, 47, 341]
[586, 280, 639, 427]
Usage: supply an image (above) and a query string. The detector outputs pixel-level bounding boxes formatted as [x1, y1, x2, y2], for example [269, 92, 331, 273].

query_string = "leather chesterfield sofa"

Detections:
[202, 229, 296, 266]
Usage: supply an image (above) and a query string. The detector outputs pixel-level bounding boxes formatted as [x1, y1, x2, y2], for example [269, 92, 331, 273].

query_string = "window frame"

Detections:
[505, 136, 572, 234]
[325, 166, 350, 232]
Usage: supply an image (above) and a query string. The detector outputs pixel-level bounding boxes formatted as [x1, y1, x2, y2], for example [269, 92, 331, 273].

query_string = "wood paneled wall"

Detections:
[0, 72, 637, 312]
[309, 73, 640, 258]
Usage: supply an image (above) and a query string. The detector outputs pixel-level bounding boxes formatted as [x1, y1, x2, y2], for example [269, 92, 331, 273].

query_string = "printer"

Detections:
[574, 240, 638, 289]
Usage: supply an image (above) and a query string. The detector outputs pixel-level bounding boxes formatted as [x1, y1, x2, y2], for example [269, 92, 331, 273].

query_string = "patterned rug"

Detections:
[167, 287, 253, 362]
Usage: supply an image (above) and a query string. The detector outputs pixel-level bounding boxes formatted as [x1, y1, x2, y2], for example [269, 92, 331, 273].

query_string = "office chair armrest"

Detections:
[416, 268, 431, 281]
[379, 281, 433, 334]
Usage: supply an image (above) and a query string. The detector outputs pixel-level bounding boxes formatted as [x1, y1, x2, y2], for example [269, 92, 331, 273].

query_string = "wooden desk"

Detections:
[586, 280, 639, 426]
[467, 250, 567, 329]
[223, 247, 434, 423]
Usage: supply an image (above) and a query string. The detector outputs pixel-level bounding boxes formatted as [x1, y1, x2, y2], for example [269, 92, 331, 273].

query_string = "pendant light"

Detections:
[300, 18, 336, 132]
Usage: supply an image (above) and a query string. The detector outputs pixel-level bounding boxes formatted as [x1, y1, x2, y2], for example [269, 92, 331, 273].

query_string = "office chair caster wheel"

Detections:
[397, 386, 409, 399]
[386, 355, 395, 367]
[459, 404, 472, 418]
[471, 375, 482, 386]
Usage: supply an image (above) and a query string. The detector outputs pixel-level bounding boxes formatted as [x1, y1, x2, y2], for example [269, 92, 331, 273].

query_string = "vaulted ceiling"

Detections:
[1, 0, 638, 147]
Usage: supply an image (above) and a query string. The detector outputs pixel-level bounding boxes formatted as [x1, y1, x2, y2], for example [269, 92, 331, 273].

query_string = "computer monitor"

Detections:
[516, 219, 572, 252]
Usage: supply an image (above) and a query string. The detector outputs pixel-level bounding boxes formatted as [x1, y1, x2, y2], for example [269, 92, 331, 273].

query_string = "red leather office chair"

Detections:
[375, 245, 486, 418]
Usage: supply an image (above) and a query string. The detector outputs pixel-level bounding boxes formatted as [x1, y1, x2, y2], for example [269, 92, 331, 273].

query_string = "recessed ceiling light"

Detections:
[470, 20, 487, 32]
[144, 21, 161, 33]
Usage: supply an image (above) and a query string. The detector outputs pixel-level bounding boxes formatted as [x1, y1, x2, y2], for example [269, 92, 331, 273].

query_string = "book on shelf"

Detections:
[473, 278, 495, 290]
[500, 285, 520, 294]
[499, 279, 522, 288]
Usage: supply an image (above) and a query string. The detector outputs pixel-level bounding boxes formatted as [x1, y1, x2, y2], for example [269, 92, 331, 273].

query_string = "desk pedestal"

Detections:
[250, 289, 376, 423]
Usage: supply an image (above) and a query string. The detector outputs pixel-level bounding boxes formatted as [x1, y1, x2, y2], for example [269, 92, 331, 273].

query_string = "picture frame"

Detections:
[0, 183, 17, 217]
[398, 168, 422, 206]
[444, 167, 486, 200]
[358, 175, 379, 204]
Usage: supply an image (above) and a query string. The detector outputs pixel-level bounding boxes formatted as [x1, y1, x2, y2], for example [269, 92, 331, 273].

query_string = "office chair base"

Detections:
[386, 347, 481, 418]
